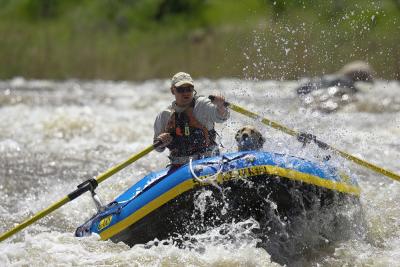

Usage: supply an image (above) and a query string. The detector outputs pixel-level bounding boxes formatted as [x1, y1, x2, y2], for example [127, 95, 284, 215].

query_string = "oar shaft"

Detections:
[227, 101, 400, 182]
[0, 144, 157, 243]
[229, 104, 297, 136]
[96, 144, 156, 184]
[0, 197, 70, 242]
[334, 148, 400, 182]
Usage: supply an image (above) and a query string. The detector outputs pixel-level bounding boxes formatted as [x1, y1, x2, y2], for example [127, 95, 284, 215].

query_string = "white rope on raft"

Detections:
[189, 157, 224, 185]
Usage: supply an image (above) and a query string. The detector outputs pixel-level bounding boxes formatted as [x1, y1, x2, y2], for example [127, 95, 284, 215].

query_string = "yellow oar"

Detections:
[209, 96, 400, 182]
[0, 143, 159, 243]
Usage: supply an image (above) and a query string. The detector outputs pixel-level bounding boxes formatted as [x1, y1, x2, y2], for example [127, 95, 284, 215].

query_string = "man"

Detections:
[153, 72, 229, 166]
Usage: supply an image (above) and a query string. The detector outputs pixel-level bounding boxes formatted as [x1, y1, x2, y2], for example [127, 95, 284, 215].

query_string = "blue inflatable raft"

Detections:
[76, 150, 361, 249]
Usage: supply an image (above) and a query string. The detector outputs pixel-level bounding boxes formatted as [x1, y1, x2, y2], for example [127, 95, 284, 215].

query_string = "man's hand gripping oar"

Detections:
[0, 141, 162, 243]
[209, 95, 400, 183]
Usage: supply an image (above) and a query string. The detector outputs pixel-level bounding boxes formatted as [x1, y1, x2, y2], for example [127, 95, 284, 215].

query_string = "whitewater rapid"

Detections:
[0, 77, 399, 266]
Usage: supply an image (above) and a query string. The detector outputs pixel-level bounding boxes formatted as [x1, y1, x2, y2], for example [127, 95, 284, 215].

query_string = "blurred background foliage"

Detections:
[0, 0, 399, 80]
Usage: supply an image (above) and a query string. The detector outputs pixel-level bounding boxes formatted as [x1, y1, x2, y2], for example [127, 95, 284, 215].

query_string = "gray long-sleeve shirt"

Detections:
[153, 96, 229, 153]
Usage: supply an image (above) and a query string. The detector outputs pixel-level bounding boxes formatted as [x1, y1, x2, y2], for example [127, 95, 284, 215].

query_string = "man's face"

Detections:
[172, 84, 194, 107]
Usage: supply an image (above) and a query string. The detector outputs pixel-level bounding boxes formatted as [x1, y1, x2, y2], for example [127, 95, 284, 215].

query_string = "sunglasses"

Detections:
[175, 86, 194, 93]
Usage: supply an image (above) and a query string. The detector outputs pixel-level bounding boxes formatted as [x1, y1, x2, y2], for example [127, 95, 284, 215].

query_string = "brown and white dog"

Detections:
[235, 125, 266, 151]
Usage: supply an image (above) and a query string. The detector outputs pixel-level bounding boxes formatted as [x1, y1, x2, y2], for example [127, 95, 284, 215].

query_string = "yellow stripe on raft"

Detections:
[100, 179, 196, 240]
[100, 164, 360, 240]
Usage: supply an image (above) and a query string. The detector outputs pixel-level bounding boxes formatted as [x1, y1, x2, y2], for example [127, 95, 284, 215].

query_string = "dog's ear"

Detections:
[259, 135, 266, 145]
[255, 131, 266, 145]
[235, 130, 241, 142]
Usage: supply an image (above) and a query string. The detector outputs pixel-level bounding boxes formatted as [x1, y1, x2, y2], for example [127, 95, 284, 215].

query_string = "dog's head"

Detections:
[235, 125, 265, 151]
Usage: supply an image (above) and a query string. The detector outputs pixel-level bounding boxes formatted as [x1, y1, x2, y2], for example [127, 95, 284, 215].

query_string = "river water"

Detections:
[0, 77, 399, 266]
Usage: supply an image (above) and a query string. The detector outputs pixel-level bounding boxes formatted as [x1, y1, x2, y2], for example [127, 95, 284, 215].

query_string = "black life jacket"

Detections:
[165, 98, 216, 158]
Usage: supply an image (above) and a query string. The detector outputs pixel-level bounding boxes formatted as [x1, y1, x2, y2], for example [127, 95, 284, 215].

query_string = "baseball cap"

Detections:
[171, 72, 194, 87]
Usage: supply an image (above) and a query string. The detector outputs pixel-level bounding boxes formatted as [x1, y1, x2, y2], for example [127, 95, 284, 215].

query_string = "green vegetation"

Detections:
[0, 0, 399, 80]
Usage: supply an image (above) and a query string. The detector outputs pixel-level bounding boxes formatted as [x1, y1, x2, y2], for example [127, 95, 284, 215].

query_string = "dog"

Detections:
[235, 125, 265, 151]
